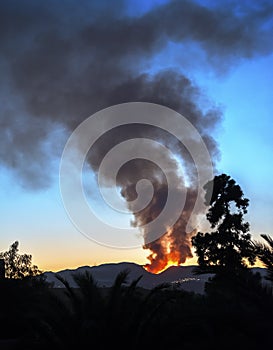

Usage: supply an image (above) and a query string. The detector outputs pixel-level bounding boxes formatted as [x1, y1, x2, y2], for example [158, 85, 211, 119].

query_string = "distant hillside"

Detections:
[43, 263, 268, 294]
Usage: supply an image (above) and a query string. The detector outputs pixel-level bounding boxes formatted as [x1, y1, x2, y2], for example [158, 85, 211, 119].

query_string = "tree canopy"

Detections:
[0, 241, 41, 279]
[192, 174, 256, 274]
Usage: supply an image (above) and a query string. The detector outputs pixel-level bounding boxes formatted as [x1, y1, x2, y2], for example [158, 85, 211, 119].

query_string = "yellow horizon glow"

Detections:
[36, 254, 266, 273]
[2, 235, 266, 273]
[36, 253, 201, 273]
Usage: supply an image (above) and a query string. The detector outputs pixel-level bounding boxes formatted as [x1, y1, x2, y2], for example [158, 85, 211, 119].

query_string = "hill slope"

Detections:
[43, 262, 268, 293]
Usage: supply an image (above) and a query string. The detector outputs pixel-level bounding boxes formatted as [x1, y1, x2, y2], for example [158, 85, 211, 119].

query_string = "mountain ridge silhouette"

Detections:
[43, 262, 267, 294]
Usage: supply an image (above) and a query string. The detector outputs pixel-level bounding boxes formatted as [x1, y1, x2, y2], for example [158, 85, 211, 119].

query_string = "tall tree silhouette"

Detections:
[0, 241, 41, 278]
[192, 174, 256, 274]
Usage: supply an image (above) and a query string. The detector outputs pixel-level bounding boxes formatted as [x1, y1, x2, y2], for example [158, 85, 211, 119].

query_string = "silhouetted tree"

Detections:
[192, 174, 256, 274]
[191, 176, 273, 347]
[0, 241, 41, 279]
[255, 234, 273, 282]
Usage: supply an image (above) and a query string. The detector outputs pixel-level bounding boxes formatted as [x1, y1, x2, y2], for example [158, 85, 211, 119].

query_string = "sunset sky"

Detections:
[1, 0, 273, 272]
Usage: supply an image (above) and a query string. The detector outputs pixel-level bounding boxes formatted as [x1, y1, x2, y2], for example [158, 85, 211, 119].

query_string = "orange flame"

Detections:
[144, 229, 184, 274]
[144, 253, 182, 274]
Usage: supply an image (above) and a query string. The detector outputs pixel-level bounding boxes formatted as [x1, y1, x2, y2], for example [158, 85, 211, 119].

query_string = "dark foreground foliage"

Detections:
[0, 269, 273, 350]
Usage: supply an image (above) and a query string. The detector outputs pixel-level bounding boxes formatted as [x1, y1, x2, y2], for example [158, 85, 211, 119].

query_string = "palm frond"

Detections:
[254, 235, 273, 282]
[72, 271, 99, 299]
[106, 269, 130, 315]
[261, 234, 273, 250]
[55, 274, 83, 316]
[124, 275, 143, 297]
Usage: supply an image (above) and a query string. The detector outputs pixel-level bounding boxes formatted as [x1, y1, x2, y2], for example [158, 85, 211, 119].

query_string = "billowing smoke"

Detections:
[1, 0, 273, 271]
[122, 178, 198, 273]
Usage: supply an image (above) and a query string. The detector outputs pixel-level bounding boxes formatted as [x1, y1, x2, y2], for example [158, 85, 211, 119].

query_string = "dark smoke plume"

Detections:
[1, 0, 273, 271]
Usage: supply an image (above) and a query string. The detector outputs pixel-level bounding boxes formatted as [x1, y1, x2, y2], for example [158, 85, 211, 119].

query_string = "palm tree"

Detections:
[255, 234, 273, 282]
[28, 269, 171, 349]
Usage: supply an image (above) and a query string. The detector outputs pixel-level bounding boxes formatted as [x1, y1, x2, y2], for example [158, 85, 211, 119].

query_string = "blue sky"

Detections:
[1, 0, 273, 271]
[208, 53, 273, 234]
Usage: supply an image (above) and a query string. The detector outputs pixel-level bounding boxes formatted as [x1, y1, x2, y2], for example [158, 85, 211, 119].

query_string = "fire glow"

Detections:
[144, 229, 191, 274]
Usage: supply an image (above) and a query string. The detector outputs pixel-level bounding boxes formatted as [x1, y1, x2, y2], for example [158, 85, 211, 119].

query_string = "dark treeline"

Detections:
[1, 174, 273, 349]
[0, 268, 273, 349]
